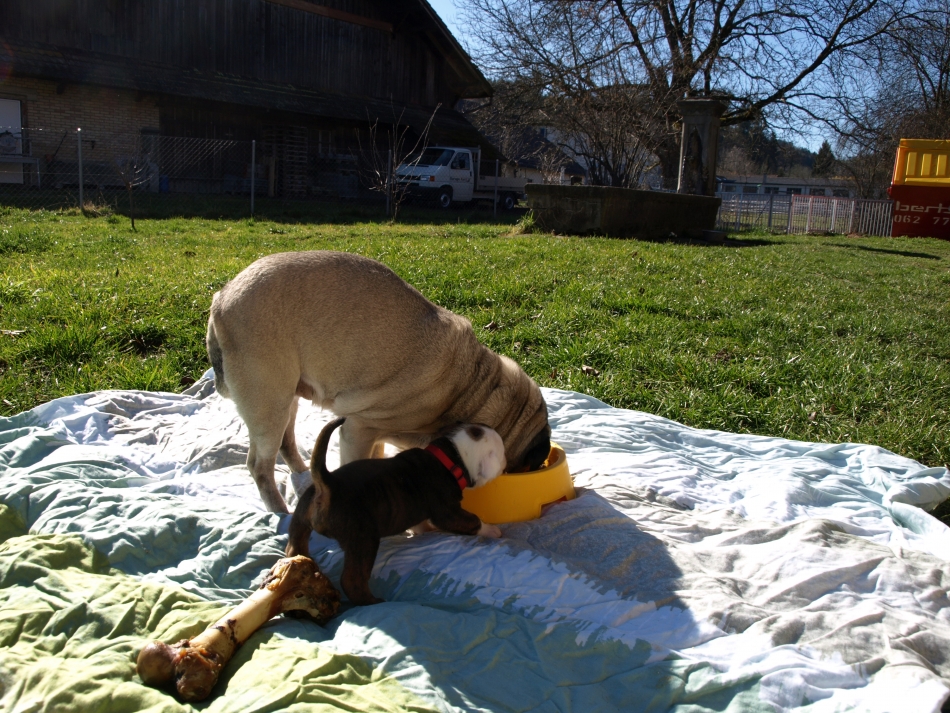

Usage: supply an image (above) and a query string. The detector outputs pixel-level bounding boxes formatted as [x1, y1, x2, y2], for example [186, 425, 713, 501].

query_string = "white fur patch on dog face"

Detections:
[449, 424, 506, 488]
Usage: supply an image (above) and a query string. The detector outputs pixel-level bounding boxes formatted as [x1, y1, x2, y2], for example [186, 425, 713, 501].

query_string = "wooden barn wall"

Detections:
[157, 100, 371, 149]
[1, 0, 452, 107]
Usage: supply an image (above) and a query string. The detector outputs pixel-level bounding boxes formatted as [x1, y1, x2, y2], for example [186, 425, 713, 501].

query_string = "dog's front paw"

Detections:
[407, 520, 438, 536]
[477, 522, 502, 538]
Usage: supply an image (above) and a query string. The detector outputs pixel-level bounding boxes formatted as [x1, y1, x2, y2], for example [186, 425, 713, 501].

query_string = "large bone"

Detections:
[137, 555, 339, 701]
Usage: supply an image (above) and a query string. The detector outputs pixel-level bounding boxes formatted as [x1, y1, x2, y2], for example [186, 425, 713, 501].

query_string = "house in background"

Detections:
[717, 174, 855, 198]
[483, 127, 586, 186]
[519, 128, 586, 185]
[0, 0, 495, 196]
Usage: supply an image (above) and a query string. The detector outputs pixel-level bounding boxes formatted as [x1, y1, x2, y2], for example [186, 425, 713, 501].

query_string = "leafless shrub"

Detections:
[108, 135, 157, 230]
[357, 104, 440, 220]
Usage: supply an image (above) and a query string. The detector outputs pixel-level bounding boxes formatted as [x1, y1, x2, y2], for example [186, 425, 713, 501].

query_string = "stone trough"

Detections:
[526, 184, 721, 240]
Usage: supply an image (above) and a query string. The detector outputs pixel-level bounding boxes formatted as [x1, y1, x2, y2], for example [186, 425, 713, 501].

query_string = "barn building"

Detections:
[0, 0, 493, 196]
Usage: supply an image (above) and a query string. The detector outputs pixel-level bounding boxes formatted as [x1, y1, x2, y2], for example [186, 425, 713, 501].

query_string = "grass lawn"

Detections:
[1, 203, 948, 520]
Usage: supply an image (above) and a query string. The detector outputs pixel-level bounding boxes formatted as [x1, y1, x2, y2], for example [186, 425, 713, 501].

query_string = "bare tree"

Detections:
[836, 148, 895, 198]
[546, 84, 662, 187]
[718, 145, 759, 175]
[536, 143, 572, 184]
[464, 79, 659, 188]
[830, 1, 950, 196]
[717, 119, 820, 177]
[461, 82, 545, 171]
[457, 0, 914, 188]
[357, 104, 440, 220]
[110, 135, 157, 231]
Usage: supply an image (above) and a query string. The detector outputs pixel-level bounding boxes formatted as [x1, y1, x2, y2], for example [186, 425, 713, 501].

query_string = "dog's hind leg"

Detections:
[237, 391, 300, 513]
[279, 396, 309, 473]
[246, 437, 288, 513]
[340, 538, 383, 605]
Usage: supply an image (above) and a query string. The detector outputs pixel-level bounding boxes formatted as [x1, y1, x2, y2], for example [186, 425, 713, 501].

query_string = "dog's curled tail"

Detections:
[311, 417, 345, 490]
[205, 308, 229, 399]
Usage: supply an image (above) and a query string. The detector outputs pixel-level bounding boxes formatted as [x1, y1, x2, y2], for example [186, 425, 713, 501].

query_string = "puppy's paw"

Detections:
[477, 522, 502, 538]
[407, 520, 438, 536]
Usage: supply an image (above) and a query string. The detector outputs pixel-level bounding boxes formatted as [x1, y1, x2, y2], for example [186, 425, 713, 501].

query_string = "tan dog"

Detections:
[206, 250, 551, 512]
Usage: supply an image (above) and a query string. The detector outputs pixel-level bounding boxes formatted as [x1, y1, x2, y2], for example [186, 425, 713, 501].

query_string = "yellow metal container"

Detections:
[891, 139, 950, 186]
[461, 443, 575, 524]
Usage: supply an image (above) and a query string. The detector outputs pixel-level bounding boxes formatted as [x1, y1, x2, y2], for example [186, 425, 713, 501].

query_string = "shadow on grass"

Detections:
[826, 242, 942, 260]
[1, 191, 527, 227]
[523, 229, 782, 247]
[626, 234, 782, 248]
[722, 236, 783, 247]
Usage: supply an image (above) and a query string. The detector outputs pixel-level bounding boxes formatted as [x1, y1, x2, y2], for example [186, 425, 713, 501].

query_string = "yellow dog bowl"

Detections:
[461, 444, 574, 524]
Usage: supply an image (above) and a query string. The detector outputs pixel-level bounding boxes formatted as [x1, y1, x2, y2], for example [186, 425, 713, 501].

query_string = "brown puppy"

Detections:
[206, 250, 550, 513]
[286, 417, 505, 605]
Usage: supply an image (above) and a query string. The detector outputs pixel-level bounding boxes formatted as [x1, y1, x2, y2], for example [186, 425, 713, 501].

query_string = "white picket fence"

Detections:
[716, 193, 893, 237]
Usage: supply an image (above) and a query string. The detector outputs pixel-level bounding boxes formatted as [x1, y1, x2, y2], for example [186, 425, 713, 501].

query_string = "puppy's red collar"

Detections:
[425, 444, 468, 490]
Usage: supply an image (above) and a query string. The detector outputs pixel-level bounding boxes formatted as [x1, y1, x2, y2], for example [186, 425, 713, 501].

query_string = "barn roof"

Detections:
[405, 0, 491, 99]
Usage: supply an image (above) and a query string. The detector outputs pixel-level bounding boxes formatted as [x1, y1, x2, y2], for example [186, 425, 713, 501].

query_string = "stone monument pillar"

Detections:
[676, 98, 726, 196]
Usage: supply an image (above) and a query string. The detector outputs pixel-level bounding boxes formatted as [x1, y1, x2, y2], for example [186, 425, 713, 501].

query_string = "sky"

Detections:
[427, 0, 464, 43]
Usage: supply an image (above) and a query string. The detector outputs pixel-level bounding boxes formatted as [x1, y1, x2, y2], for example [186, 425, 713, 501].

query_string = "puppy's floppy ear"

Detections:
[464, 425, 485, 441]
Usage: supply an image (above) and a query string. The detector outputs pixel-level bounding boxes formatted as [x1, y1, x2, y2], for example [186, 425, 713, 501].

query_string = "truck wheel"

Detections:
[436, 187, 453, 209]
[502, 192, 517, 210]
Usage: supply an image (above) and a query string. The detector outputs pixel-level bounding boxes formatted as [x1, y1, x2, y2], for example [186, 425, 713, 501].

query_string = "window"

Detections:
[315, 130, 334, 156]
[410, 148, 454, 167]
[451, 152, 470, 170]
[786, 187, 802, 195]
[809, 188, 826, 196]
[0, 98, 23, 185]
[742, 185, 759, 193]
[722, 185, 736, 192]
[832, 189, 849, 197]
[764, 186, 779, 194]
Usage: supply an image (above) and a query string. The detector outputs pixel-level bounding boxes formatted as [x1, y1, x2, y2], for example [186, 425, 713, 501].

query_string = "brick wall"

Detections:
[0, 76, 159, 161]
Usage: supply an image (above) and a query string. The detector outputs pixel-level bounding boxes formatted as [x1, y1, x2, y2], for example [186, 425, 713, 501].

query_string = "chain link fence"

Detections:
[6, 129, 897, 234]
[0, 127, 508, 220]
[716, 193, 793, 233]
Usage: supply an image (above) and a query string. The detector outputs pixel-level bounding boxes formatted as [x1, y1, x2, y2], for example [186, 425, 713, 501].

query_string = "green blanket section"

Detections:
[0, 504, 437, 713]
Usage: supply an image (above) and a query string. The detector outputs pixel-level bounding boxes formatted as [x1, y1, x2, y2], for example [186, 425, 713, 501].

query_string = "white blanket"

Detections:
[3, 372, 949, 712]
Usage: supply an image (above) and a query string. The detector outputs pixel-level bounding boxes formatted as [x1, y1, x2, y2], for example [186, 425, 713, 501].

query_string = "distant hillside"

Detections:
[717, 120, 817, 178]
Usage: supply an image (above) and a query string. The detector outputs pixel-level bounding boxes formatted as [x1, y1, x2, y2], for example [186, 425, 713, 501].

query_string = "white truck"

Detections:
[396, 146, 527, 210]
